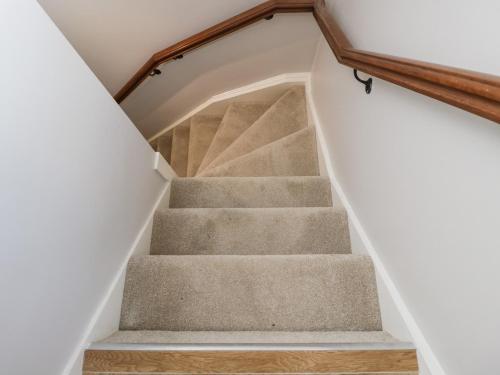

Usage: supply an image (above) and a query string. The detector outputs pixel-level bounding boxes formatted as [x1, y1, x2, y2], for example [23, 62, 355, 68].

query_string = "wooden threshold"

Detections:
[83, 348, 418, 374]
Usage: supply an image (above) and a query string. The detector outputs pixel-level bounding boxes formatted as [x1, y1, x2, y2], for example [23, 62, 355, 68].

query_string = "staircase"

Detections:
[83, 85, 418, 374]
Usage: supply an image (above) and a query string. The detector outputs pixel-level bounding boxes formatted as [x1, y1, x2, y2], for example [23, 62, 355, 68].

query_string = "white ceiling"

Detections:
[37, 1, 321, 138]
[37, 0, 265, 95]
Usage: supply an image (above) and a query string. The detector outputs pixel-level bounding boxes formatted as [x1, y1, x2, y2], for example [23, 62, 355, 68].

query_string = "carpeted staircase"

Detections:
[85, 85, 418, 374]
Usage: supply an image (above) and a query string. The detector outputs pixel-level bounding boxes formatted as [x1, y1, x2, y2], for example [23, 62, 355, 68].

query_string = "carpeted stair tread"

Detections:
[169, 176, 332, 208]
[156, 131, 173, 163]
[200, 127, 319, 177]
[101, 330, 399, 344]
[203, 86, 307, 171]
[170, 123, 190, 177]
[187, 115, 222, 177]
[150, 207, 350, 255]
[120, 254, 381, 331]
[197, 102, 268, 174]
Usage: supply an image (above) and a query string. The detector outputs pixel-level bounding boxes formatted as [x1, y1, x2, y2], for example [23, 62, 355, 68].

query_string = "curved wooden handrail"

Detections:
[115, 0, 500, 124]
[114, 0, 314, 103]
[312, 0, 500, 123]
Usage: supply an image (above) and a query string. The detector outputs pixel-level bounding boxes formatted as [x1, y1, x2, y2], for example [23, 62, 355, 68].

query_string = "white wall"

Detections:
[38, 0, 320, 139]
[68, 173, 172, 375]
[0, 2, 166, 375]
[327, 0, 500, 75]
[310, 1, 500, 373]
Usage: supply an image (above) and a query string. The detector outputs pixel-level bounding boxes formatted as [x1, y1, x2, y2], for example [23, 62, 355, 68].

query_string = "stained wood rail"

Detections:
[115, 0, 500, 124]
[114, 0, 314, 103]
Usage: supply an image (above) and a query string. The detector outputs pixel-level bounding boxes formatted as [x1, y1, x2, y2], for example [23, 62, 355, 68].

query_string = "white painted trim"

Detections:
[62, 181, 171, 375]
[305, 76, 446, 375]
[148, 73, 310, 142]
[154, 152, 177, 180]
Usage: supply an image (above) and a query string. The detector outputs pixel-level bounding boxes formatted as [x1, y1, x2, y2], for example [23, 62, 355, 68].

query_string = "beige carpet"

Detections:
[105, 83, 396, 348]
[202, 86, 307, 171]
[187, 115, 221, 176]
[200, 127, 319, 177]
[169, 176, 333, 208]
[156, 130, 173, 163]
[120, 254, 381, 331]
[198, 102, 268, 173]
[150, 207, 350, 255]
[170, 123, 190, 177]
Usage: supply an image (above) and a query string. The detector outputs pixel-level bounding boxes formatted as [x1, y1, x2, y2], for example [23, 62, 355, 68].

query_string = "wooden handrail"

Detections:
[115, 0, 500, 124]
[313, 0, 500, 123]
[114, 0, 314, 103]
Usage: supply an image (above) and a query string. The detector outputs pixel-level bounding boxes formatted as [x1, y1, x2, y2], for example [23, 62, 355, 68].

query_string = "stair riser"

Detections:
[169, 177, 333, 208]
[150, 208, 350, 255]
[84, 349, 418, 374]
[157, 131, 173, 163]
[170, 124, 190, 177]
[187, 115, 221, 177]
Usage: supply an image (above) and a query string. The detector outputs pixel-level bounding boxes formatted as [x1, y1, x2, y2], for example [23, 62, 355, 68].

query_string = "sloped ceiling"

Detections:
[122, 14, 320, 138]
[38, 1, 321, 138]
[37, 0, 265, 95]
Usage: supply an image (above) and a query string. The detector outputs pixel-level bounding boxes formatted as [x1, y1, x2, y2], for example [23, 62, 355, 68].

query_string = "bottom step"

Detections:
[84, 348, 418, 374]
[84, 331, 418, 374]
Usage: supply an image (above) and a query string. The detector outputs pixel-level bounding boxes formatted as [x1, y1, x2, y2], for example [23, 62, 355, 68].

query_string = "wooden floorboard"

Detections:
[83, 349, 418, 373]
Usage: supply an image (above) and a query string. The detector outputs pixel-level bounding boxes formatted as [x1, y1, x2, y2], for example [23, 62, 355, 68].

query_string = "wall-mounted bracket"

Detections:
[353, 69, 372, 94]
[264, 14, 274, 20]
[149, 68, 162, 77]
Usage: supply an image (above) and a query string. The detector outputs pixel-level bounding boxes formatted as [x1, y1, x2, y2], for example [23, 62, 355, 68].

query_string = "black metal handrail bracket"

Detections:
[353, 69, 373, 94]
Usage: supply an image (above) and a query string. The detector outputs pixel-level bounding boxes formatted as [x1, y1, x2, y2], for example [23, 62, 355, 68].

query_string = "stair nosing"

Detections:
[156, 206, 343, 212]
[88, 342, 416, 352]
